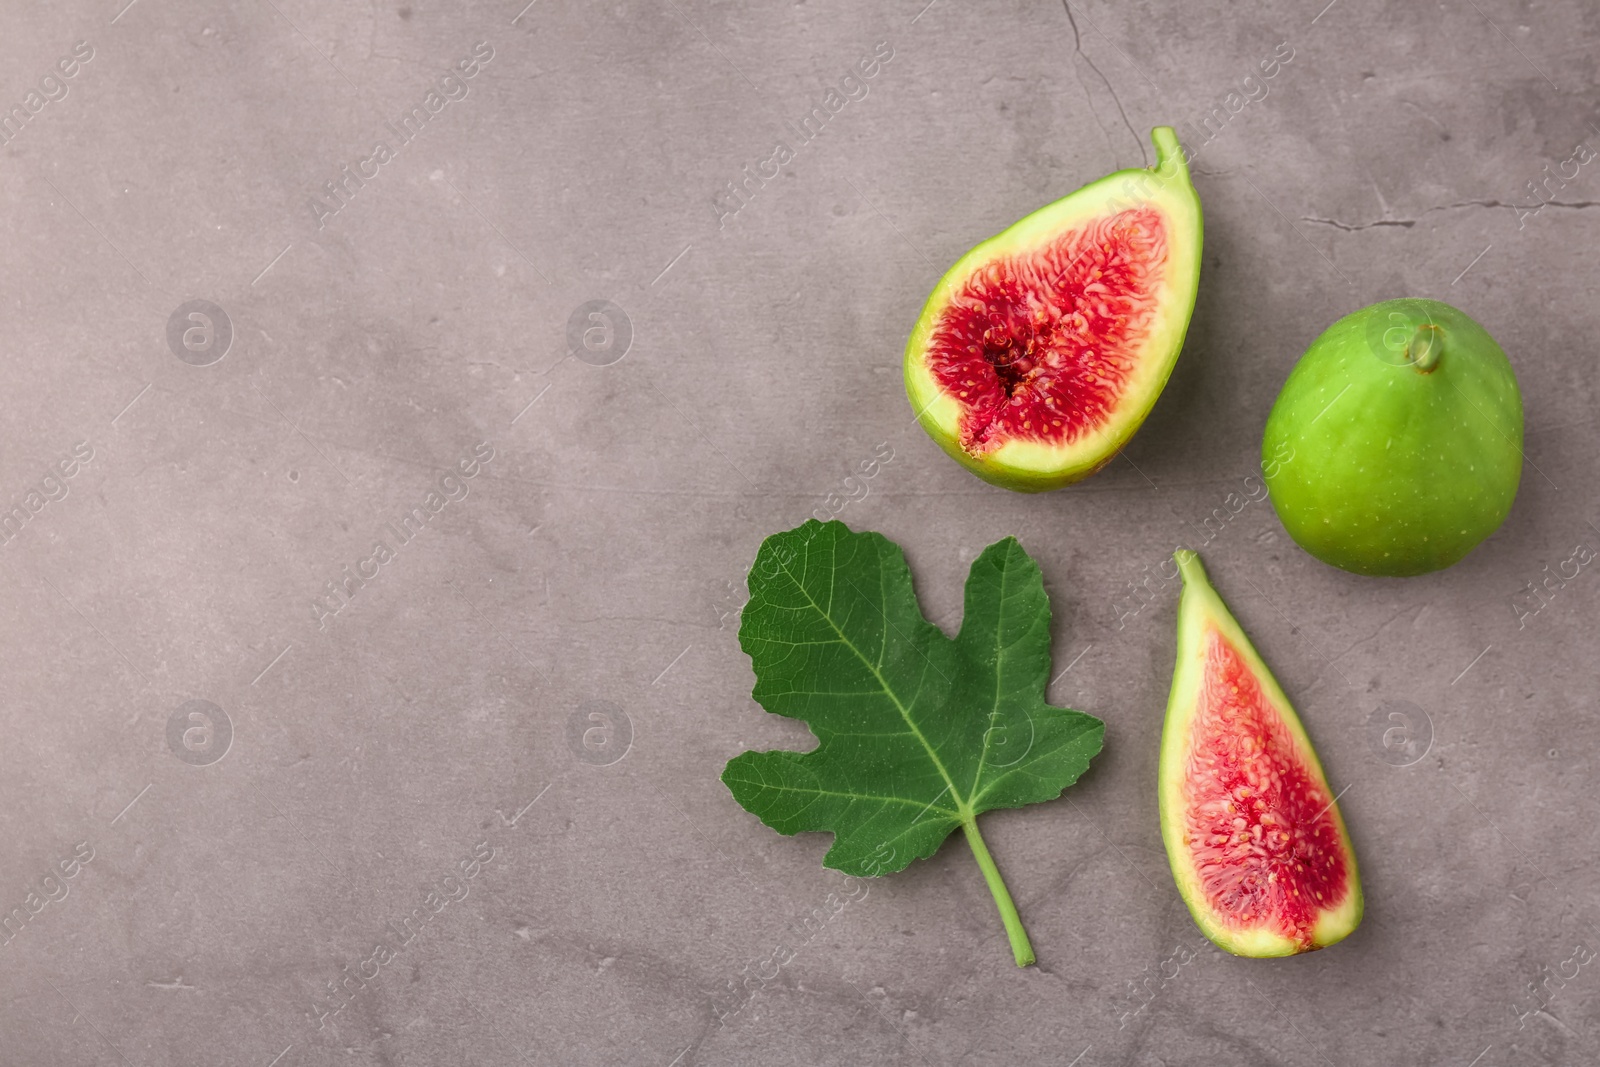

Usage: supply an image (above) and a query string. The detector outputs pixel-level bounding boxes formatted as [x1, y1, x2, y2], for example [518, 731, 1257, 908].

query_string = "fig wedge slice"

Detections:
[1160, 550, 1363, 957]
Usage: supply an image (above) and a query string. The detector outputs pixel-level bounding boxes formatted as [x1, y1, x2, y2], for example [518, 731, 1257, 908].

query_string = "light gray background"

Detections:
[2, 0, 1597, 1064]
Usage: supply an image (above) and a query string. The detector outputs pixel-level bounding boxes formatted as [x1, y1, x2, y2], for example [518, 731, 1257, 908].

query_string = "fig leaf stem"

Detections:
[961, 816, 1036, 967]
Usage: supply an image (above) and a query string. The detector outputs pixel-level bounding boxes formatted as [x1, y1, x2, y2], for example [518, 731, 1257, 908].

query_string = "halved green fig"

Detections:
[903, 126, 1202, 492]
[1160, 550, 1362, 957]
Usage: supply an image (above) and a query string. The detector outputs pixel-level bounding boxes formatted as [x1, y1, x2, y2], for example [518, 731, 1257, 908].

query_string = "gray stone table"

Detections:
[1, 0, 1596, 1063]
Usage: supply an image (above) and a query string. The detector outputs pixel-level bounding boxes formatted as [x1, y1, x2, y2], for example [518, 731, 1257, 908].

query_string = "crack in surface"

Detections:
[1301, 198, 1600, 231]
[1433, 198, 1600, 213]
[1301, 216, 1416, 231]
[1516, 200, 1600, 210]
[1061, 1, 1146, 167]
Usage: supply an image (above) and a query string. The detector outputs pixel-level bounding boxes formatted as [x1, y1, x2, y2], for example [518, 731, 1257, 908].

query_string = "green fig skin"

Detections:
[1263, 299, 1523, 577]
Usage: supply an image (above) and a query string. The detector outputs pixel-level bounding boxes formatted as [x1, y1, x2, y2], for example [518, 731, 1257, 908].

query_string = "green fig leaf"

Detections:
[722, 519, 1105, 965]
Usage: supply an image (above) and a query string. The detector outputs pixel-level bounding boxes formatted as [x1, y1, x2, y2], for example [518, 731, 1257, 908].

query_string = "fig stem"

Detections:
[960, 816, 1035, 967]
[1174, 547, 1204, 584]
[1149, 125, 1189, 184]
[1409, 324, 1442, 372]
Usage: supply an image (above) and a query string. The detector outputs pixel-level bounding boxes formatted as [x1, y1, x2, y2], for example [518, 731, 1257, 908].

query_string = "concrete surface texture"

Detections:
[0, 0, 1596, 1063]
